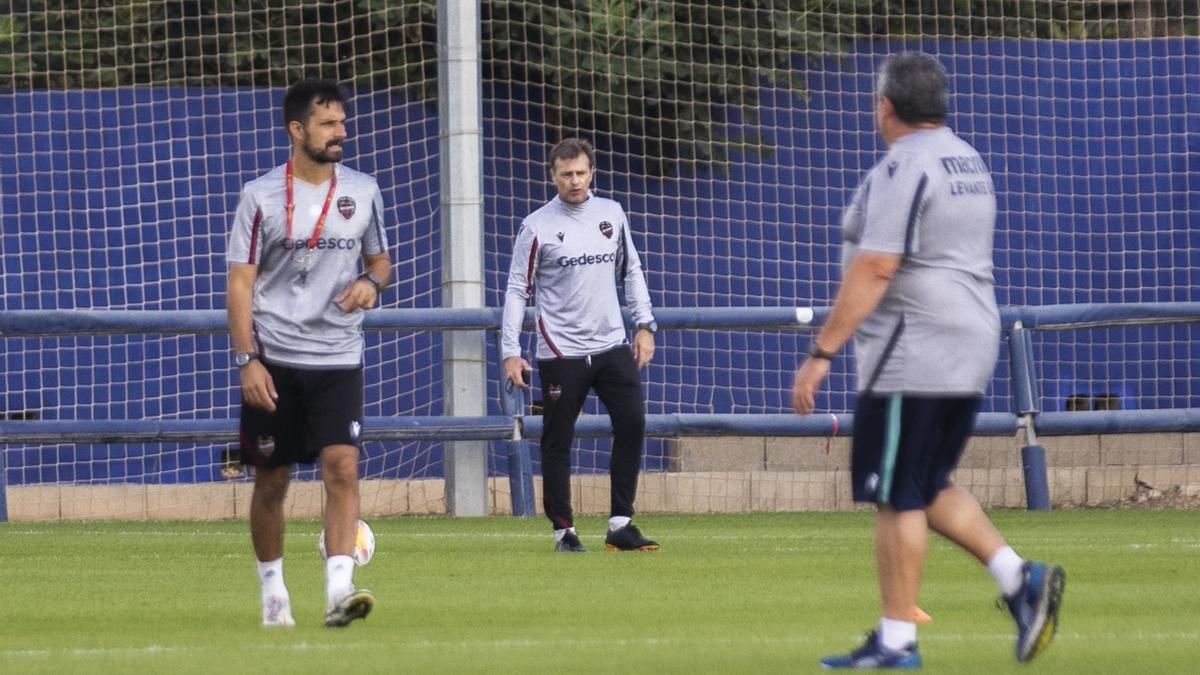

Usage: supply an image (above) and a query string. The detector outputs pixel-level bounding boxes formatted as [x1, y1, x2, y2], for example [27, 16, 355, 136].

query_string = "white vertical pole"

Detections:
[438, 0, 487, 516]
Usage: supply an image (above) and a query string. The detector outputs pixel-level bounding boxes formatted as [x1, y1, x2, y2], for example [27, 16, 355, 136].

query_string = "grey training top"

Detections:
[502, 192, 655, 360]
[841, 126, 1001, 395]
[227, 163, 389, 369]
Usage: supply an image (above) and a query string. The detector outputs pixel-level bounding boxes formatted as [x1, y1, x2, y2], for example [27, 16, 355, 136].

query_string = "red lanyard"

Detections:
[285, 159, 338, 250]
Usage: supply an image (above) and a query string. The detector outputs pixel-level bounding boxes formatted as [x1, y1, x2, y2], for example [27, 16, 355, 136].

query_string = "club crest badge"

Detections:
[337, 196, 356, 219]
[864, 472, 880, 499]
[598, 221, 613, 239]
[556, 232, 565, 242]
[548, 384, 562, 402]
[256, 435, 275, 458]
[349, 420, 361, 441]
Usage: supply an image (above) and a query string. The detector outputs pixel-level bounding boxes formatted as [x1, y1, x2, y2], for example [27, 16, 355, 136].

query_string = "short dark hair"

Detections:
[282, 79, 348, 127]
[878, 52, 948, 125]
[548, 137, 595, 172]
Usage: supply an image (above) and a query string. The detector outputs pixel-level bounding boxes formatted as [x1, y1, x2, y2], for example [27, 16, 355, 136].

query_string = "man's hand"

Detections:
[504, 356, 533, 389]
[632, 329, 655, 368]
[791, 356, 832, 415]
[240, 360, 279, 413]
[334, 277, 378, 312]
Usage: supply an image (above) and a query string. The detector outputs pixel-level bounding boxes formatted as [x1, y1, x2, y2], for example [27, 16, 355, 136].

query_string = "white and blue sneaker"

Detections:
[1004, 561, 1066, 662]
[820, 631, 922, 669]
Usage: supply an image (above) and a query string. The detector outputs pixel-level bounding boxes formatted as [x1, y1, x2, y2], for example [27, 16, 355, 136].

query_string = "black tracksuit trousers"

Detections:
[537, 345, 645, 530]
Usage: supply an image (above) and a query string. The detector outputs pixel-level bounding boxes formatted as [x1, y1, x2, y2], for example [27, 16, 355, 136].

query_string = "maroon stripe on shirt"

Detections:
[526, 236, 539, 295]
[252, 324, 265, 359]
[538, 316, 563, 358]
[247, 207, 262, 263]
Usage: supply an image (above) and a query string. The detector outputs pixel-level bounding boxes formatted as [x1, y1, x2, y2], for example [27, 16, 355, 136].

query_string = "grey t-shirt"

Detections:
[841, 126, 1000, 395]
[502, 193, 655, 360]
[227, 163, 389, 368]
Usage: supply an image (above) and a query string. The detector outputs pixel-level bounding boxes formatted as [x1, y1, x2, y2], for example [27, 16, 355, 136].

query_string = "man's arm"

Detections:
[228, 262, 277, 412]
[791, 250, 900, 414]
[618, 216, 654, 326]
[362, 251, 392, 289]
[336, 181, 394, 311]
[501, 223, 537, 388]
[228, 263, 258, 355]
[618, 217, 656, 367]
[812, 251, 900, 355]
[335, 251, 392, 312]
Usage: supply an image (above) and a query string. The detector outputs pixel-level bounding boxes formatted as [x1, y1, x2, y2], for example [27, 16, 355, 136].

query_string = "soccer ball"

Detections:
[318, 519, 376, 566]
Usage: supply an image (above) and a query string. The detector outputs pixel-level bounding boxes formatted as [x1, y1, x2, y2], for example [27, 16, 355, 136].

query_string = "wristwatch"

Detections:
[234, 351, 259, 368]
[636, 320, 658, 333]
[358, 271, 385, 293]
[808, 343, 836, 361]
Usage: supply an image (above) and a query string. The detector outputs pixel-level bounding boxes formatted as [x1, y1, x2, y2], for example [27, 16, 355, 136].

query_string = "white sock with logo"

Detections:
[257, 557, 287, 598]
[878, 617, 917, 652]
[987, 546, 1025, 597]
[325, 555, 355, 606]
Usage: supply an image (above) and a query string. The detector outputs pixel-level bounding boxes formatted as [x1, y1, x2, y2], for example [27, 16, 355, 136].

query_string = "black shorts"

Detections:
[850, 394, 981, 511]
[239, 361, 364, 468]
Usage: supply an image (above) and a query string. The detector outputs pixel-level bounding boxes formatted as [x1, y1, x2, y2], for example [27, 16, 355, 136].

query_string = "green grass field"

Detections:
[2, 510, 1197, 673]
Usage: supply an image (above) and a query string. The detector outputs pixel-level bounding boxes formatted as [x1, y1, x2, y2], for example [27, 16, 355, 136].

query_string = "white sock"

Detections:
[553, 527, 576, 543]
[325, 555, 355, 604]
[878, 617, 917, 651]
[257, 558, 287, 598]
[608, 516, 631, 532]
[987, 546, 1025, 597]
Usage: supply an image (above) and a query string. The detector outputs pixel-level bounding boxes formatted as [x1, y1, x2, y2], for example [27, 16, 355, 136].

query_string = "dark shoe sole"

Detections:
[605, 543, 660, 552]
[324, 589, 375, 628]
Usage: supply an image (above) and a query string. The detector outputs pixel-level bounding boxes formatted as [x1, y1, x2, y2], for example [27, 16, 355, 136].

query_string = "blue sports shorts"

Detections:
[850, 394, 981, 510]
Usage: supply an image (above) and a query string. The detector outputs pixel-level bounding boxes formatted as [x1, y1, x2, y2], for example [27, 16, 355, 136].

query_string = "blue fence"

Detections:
[3, 303, 1200, 515]
[2, 38, 1198, 489]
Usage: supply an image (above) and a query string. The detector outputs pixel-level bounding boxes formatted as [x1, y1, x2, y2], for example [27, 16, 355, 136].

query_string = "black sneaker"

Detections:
[555, 530, 587, 553]
[604, 523, 659, 552]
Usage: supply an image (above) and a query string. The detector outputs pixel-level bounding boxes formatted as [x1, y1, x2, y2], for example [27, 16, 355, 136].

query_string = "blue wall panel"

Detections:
[2, 39, 1198, 484]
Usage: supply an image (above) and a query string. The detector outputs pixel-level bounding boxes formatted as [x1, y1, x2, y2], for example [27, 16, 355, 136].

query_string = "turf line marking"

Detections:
[49, 529, 1188, 545]
[7, 530, 1200, 551]
[4, 631, 1199, 660]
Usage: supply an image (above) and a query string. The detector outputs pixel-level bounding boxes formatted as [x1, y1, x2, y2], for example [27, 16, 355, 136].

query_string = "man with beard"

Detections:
[227, 79, 392, 628]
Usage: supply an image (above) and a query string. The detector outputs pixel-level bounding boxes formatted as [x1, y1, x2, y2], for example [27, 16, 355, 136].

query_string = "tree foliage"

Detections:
[864, 0, 1200, 39]
[2, 1, 1196, 175]
[0, 0, 437, 93]
[484, 1, 869, 175]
